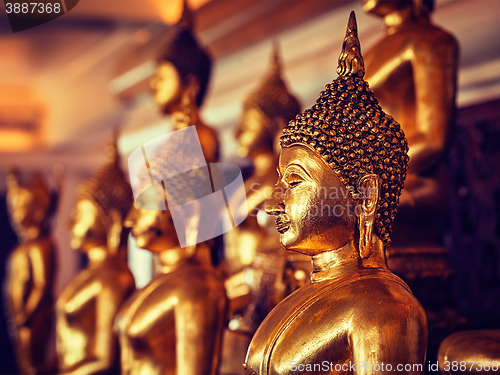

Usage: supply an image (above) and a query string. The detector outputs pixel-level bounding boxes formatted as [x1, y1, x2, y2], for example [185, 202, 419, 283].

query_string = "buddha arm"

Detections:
[408, 36, 458, 176]
[63, 284, 123, 375]
[350, 304, 427, 374]
[175, 293, 226, 375]
[17, 246, 48, 325]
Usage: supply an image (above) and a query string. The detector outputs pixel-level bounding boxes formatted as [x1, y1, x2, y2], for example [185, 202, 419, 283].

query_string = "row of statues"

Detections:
[4, 0, 499, 374]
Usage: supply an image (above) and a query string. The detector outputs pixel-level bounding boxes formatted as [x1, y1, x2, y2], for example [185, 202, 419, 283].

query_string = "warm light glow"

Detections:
[0, 87, 45, 152]
[151, 0, 212, 25]
[0, 131, 38, 152]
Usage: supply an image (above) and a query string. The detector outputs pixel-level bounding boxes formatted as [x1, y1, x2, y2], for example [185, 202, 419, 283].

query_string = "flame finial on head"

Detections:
[242, 42, 301, 137]
[177, 0, 194, 30]
[76, 132, 133, 232]
[337, 11, 365, 78]
[270, 41, 282, 76]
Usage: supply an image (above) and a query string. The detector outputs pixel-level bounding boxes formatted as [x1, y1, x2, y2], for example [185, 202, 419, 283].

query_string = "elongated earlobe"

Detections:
[358, 174, 379, 259]
[107, 209, 123, 256]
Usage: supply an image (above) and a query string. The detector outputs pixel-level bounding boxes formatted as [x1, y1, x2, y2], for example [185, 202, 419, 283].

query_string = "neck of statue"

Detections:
[310, 235, 389, 282]
[172, 98, 201, 129]
[16, 222, 45, 243]
[87, 246, 109, 269]
[156, 244, 211, 274]
[310, 240, 360, 282]
[384, 6, 429, 34]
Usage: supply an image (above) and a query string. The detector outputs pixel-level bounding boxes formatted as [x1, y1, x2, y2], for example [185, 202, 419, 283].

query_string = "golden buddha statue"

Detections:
[148, 0, 221, 274]
[118, 129, 228, 375]
[4, 170, 56, 375]
[56, 140, 135, 375]
[227, 45, 303, 316]
[150, 0, 219, 165]
[438, 331, 500, 374]
[361, 0, 459, 262]
[438, 329, 500, 374]
[221, 47, 302, 375]
[244, 12, 427, 374]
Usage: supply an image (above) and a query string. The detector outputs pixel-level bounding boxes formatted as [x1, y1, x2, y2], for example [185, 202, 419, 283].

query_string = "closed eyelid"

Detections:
[283, 164, 311, 180]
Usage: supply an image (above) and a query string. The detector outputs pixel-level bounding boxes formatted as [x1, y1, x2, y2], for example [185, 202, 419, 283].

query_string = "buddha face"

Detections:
[69, 198, 107, 252]
[150, 61, 183, 115]
[266, 145, 356, 256]
[6, 182, 48, 238]
[360, 0, 411, 16]
[236, 107, 273, 158]
[124, 185, 179, 252]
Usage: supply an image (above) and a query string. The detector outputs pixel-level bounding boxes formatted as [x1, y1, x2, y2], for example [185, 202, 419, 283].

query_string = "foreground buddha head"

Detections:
[151, 2, 212, 115]
[6, 170, 51, 241]
[237, 46, 301, 158]
[267, 11, 409, 257]
[70, 140, 133, 254]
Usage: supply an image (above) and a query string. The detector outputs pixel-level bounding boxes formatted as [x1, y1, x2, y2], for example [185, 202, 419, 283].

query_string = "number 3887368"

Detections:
[5, 3, 61, 14]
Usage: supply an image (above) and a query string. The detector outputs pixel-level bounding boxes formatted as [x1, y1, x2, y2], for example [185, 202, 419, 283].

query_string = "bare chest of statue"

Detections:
[57, 270, 101, 367]
[119, 264, 227, 375]
[244, 269, 414, 375]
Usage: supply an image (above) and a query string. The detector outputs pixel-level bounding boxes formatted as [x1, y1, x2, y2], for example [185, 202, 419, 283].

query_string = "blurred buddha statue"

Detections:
[438, 331, 500, 375]
[118, 128, 228, 375]
[56, 139, 135, 375]
[226, 46, 306, 330]
[149, 0, 221, 272]
[361, 0, 459, 269]
[244, 13, 427, 374]
[221, 47, 303, 375]
[4, 170, 56, 374]
[150, 0, 219, 165]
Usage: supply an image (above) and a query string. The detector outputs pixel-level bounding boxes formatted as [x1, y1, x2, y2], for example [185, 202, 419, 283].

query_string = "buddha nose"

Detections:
[265, 186, 285, 217]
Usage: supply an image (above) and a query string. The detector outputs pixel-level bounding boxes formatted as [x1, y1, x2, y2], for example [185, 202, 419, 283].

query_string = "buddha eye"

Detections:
[287, 174, 303, 188]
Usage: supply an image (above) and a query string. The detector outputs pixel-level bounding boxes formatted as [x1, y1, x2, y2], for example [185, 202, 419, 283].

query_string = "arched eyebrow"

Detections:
[285, 163, 312, 179]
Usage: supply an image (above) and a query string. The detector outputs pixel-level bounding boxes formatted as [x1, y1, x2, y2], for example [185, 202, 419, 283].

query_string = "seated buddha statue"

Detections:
[148, 1, 221, 272]
[438, 331, 500, 374]
[150, 0, 219, 165]
[4, 170, 56, 374]
[221, 47, 303, 375]
[118, 129, 228, 375]
[56, 140, 135, 375]
[225, 46, 303, 328]
[244, 12, 427, 374]
[361, 0, 459, 265]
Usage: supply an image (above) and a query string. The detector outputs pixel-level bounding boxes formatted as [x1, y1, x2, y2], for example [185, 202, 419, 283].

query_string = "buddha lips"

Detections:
[275, 214, 291, 234]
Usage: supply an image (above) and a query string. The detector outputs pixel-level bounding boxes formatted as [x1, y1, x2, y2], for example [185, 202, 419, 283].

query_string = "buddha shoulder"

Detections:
[345, 274, 427, 328]
[398, 21, 458, 53]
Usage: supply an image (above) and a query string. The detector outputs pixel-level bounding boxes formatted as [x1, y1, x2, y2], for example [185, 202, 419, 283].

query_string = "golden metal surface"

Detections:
[119, 198, 228, 375]
[56, 141, 135, 375]
[225, 46, 302, 288]
[362, 0, 459, 249]
[4, 170, 56, 374]
[150, 1, 219, 165]
[119, 8, 227, 367]
[221, 48, 304, 375]
[438, 330, 500, 374]
[244, 12, 427, 374]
